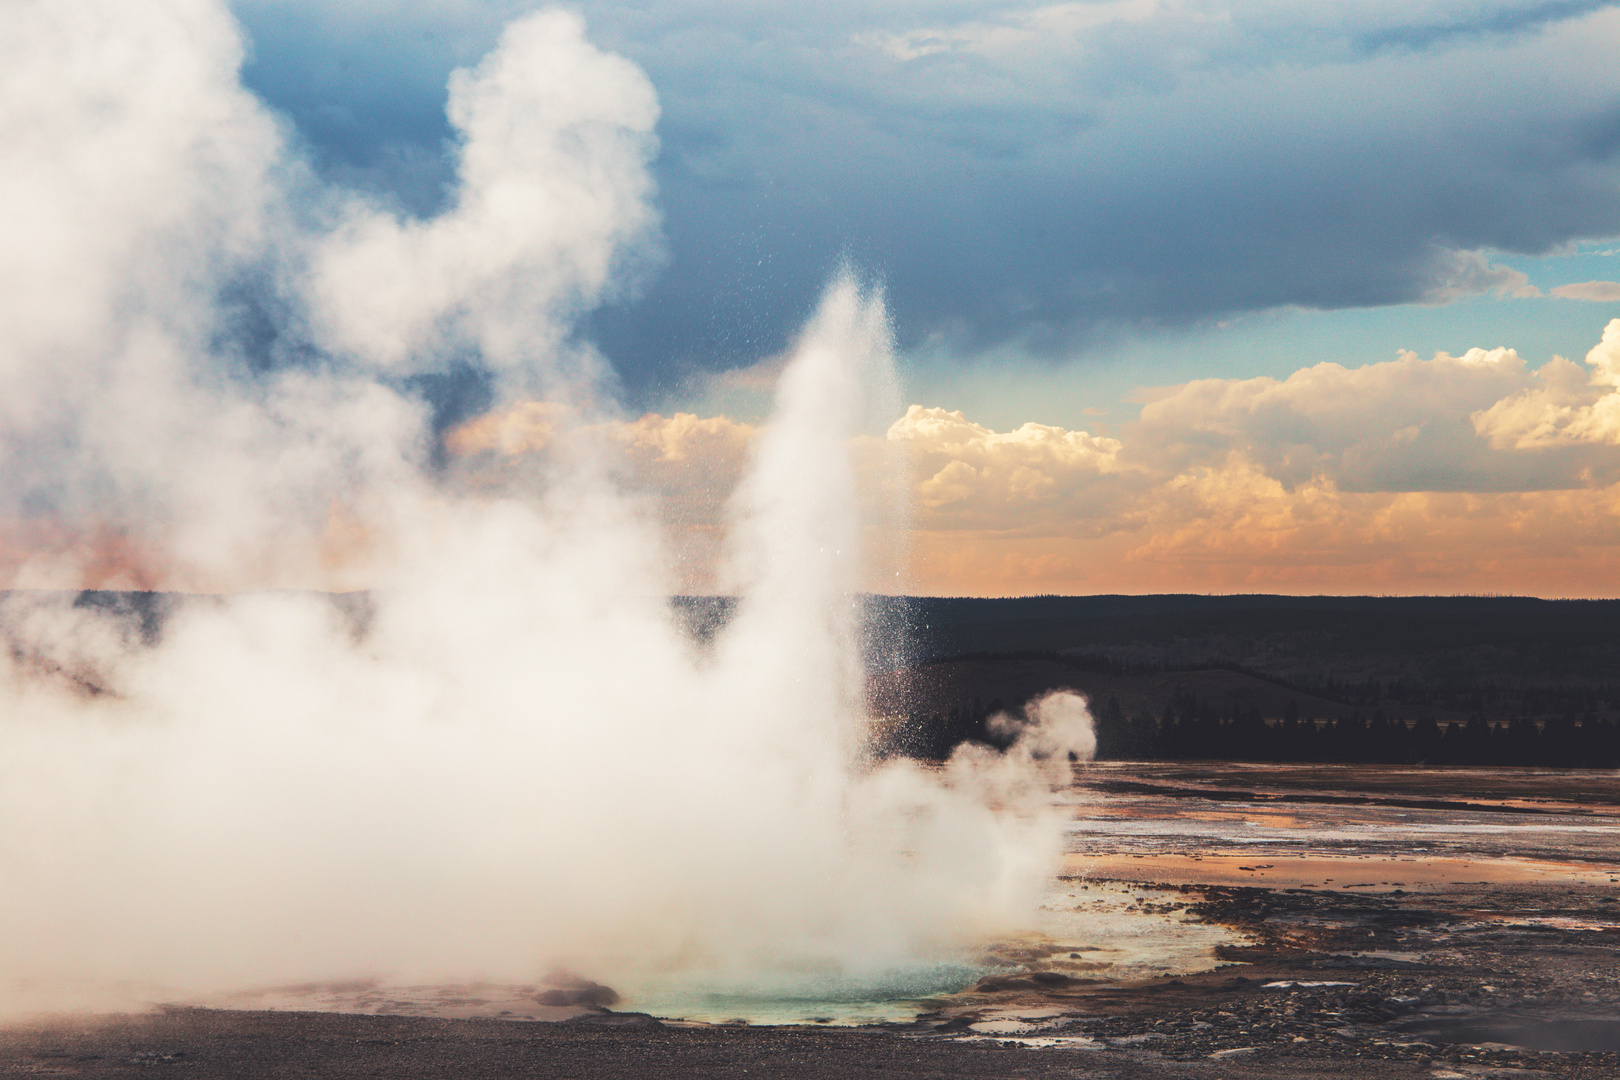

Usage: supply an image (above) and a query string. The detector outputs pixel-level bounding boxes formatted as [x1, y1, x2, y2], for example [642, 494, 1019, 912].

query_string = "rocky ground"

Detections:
[4, 877, 1616, 1078]
[6, 763, 1615, 1078]
[912, 877, 1620, 1077]
[0, 1006, 1453, 1079]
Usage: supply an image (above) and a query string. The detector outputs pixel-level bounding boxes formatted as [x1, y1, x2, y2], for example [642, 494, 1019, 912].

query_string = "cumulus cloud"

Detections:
[895, 462, 1620, 597]
[448, 403, 757, 495]
[434, 312, 1620, 598]
[1130, 341, 1620, 491]
[896, 449, 1620, 597]
[444, 403, 758, 590]
[1473, 317, 1620, 446]
[1107, 466, 1620, 595]
[876, 320, 1620, 593]
[883, 406, 1137, 534]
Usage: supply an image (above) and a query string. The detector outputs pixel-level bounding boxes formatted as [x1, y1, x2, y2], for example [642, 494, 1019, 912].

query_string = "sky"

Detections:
[8, 0, 1620, 596]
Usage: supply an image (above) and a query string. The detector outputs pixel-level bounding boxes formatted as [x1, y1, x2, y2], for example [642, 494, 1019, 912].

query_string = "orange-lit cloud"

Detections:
[903, 461, 1620, 598]
[892, 320, 1620, 596]
[445, 405, 760, 592]
[883, 406, 1137, 534]
[1472, 319, 1620, 449]
[433, 324, 1620, 597]
[0, 522, 164, 593]
[448, 404, 757, 494]
[18, 321, 1620, 598]
[1130, 338, 1620, 491]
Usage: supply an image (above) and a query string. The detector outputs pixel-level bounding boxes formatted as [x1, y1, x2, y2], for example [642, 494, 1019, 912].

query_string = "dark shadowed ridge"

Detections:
[10, 590, 1619, 766]
[876, 594, 1620, 669]
[13, 590, 1617, 662]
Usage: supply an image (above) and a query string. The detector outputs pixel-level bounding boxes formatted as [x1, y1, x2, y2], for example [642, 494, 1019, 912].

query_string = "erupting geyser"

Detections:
[0, 2, 1093, 1016]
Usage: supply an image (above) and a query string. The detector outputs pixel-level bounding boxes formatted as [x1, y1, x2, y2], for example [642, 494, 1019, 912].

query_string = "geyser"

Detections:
[0, 2, 1093, 1017]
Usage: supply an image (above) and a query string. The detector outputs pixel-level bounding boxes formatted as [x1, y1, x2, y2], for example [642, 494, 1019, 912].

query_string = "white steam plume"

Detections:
[307, 9, 662, 386]
[0, 1, 1094, 1015]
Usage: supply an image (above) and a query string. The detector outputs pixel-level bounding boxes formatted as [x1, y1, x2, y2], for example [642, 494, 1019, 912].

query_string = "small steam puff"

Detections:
[0, 2, 1083, 1014]
[950, 691, 1099, 824]
[987, 690, 1100, 769]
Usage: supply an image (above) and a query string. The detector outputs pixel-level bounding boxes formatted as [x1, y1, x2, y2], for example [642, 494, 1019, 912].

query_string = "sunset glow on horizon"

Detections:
[9, 319, 1620, 599]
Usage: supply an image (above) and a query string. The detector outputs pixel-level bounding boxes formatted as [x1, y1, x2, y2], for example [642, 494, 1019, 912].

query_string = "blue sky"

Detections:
[229, 0, 1620, 429]
[7, 0, 1618, 596]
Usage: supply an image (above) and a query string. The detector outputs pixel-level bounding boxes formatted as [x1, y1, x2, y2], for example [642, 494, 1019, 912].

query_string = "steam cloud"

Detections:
[0, 2, 1093, 1013]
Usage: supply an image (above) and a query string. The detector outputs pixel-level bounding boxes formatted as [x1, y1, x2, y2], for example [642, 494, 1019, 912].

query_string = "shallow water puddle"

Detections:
[616, 881, 1249, 1025]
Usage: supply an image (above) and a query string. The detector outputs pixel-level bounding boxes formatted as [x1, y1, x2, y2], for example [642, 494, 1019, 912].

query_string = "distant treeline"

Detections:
[891, 594, 1620, 694]
[917, 648, 1620, 721]
[889, 690, 1620, 768]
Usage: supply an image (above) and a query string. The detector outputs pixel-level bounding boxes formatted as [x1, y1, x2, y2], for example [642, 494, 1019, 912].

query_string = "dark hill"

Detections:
[7, 590, 1617, 765]
[864, 595, 1620, 766]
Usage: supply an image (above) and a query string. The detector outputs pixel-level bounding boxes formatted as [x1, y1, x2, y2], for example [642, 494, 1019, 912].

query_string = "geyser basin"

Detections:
[169, 879, 1249, 1027]
[616, 963, 994, 1027]
[614, 880, 1247, 1025]
[0, 5, 1096, 1019]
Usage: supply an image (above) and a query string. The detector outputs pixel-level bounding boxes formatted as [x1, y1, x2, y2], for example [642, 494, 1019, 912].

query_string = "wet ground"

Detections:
[904, 763, 1620, 1075]
[4, 763, 1617, 1078]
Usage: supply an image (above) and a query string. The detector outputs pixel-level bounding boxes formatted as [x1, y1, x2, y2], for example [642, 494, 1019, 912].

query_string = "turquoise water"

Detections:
[619, 960, 998, 1025]
[612, 880, 1248, 1025]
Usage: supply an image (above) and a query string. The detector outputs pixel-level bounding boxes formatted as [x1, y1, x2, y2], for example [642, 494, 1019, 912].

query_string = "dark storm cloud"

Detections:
[1353, 0, 1615, 52]
[231, 1, 1620, 389]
